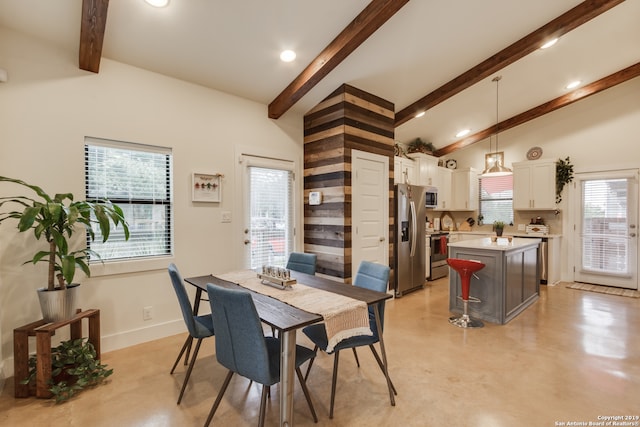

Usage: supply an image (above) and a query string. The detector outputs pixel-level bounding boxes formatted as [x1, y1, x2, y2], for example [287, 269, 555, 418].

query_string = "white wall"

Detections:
[0, 27, 304, 378]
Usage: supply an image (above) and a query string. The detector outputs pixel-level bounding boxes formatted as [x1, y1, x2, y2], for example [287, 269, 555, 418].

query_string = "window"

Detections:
[479, 175, 513, 224]
[246, 165, 294, 269]
[85, 137, 173, 261]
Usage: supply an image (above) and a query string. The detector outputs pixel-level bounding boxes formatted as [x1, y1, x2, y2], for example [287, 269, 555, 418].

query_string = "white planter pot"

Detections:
[37, 284, 80, 323]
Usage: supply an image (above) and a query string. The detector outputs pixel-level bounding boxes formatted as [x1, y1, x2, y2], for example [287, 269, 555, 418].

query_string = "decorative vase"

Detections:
[37, 284, 80, 323]
[496, 228, 504, 237]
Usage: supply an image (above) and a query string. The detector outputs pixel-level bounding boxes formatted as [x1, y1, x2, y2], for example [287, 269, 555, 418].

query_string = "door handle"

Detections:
[244, 239, 251, 245]
[379, 236, 385, 242]
[630, 233, 637, 238]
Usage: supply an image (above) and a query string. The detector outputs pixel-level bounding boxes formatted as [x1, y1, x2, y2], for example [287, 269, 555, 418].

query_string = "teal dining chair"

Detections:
[167, 263, 215, 404]
[204, 283, 318, 427]
[302, 260, 396, 418]
[286, 252, 317, 275]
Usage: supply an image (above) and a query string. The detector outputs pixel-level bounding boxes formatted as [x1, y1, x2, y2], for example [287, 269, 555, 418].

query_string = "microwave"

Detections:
[425, 186, 438, 209]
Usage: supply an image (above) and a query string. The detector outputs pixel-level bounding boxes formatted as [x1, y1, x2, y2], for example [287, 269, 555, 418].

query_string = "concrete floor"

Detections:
[1, 278, 639, 426]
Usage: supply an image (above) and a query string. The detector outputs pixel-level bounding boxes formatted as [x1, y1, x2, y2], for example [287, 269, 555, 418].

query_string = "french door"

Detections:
[573, 170, 639, 289]
[241, 155, 295, 270]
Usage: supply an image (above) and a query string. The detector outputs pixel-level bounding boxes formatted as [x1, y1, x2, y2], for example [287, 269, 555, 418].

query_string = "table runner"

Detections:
[217, 270, 372, 352]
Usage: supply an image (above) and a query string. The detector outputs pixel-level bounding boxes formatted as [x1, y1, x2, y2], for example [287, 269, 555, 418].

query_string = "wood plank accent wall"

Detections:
[304, 84, 395, 282]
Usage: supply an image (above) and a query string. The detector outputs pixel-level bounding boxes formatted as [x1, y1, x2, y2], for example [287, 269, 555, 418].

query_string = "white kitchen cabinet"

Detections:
[451, 167, 479, 211]
[512, 159, 556, 210]
[408, 153, 439, 187]
[394, 156, 417, 185]
[434, 167, 452, 210]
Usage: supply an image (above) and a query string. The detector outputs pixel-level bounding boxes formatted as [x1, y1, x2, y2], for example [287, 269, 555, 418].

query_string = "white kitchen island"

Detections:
[448, 237, 541, 324]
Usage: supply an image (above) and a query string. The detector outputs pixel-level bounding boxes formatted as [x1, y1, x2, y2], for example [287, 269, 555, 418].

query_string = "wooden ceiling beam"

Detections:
[395, 0, 625, 127]
[268, 0, 409, 119]
[79, 0, 109, 73]
[434, 62, 640, 156]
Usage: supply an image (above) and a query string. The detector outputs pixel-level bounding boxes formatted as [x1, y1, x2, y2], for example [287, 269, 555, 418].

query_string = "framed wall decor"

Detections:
[192, 172, 223, 202]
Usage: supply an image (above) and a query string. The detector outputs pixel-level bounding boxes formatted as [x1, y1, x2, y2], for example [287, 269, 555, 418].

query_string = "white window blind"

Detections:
[248, 166, 294, 269]
[85, 137, 173, 261]
[479, 175, 513, 224]
[581, 178, 629, 274]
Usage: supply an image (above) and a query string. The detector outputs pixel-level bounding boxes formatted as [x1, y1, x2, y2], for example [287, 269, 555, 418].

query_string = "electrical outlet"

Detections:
[143, 306, 153, 321]
[518, 223, 526, 231]
[221, 211, 232, 223]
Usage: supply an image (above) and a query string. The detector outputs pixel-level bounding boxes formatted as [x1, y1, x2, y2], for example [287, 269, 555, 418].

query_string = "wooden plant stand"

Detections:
[13, 309, 101, 398]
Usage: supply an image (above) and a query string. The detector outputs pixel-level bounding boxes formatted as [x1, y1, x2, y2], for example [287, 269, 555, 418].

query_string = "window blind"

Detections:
[248, 166, 294, 269]
[479, 175, 513, 224]
[84, 137, 173, 261]
[581, 178, 629, 274]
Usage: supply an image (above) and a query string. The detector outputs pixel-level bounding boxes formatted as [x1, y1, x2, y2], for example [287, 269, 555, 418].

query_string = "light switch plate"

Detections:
[221, 211, 232, 223]
[309, 191, 322, 205]
[518, 223, 525, 231]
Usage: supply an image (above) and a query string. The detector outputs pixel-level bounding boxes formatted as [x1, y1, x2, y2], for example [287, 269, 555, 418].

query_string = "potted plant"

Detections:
[493, 221, 505, 236]
[22, 338, 113, 403]
[556, 156, 574, 203]
[0, 176, 129, 322]
[406, 138, 436, 154]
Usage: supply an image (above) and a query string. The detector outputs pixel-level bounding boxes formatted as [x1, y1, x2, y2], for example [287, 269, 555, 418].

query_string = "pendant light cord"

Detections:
[493, 75, 501, 153]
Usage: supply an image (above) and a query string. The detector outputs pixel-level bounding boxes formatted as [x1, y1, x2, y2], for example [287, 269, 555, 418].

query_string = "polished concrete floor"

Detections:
[1, 278, 639, 426]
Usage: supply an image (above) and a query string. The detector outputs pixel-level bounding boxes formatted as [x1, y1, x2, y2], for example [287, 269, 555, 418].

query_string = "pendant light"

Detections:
[482, 76, 512, 176]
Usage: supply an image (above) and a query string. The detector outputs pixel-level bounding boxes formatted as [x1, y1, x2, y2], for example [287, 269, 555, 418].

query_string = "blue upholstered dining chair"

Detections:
[204, 283, 318, 427]
[286, 252, 317, 275]
[167, 263, 215, 404]
[302, 260, 396, 418]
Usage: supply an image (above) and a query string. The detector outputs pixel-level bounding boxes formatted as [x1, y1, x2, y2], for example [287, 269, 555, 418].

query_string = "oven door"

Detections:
[431, 234, 448, 262]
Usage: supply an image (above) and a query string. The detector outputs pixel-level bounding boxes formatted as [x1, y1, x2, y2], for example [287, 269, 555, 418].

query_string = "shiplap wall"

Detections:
[303, 84, 395, 282]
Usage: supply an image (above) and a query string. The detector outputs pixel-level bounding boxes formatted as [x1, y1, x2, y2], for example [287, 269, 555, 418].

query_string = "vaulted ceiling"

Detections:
[1, 0, 638, 156]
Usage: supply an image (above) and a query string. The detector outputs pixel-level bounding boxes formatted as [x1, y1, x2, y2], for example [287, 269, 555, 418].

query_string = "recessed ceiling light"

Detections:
[280, 50, 296, 62]
[565, 80, 582, 90]
[456, 129, 470, 138]
[540, 38, 558, 49]
[415, 111, 426, 118]
[145, 0, 170, 7]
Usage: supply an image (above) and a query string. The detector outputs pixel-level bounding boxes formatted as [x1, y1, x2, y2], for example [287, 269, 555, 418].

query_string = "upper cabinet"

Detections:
[408, 153, 438, 186]
[394, 156, 417, 185]
[451, 167, 479, 211]
[512, 159, 556, 210]
[435, 167, 452, 210]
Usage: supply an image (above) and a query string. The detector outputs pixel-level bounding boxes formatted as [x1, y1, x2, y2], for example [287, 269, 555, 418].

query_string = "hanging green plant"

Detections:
[21, 338, 113, 403]
[556, 156, 574, 203]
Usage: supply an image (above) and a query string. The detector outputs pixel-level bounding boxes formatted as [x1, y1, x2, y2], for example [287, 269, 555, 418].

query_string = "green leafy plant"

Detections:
[407, 137, 436, 154]
[556, 157, 574, 203]
[21, 338, 113, 403]
[493, 221, 505, 229]
[0, 176, 129, 291]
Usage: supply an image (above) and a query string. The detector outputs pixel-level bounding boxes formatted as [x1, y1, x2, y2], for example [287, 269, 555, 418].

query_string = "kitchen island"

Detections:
[448, 237, 541, 324]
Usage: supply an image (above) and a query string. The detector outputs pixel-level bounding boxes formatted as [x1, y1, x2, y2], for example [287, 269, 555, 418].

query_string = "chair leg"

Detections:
[369, 344, 397, 396]
[351, 348, 360, 367]
[177, 337, 203, 404]
[329, 351, 340, 419]
[170, 335, 193, 374]
[304, 345, 318, 381]
[296, 367, 318, 423]
[204, 370, 234, 427]
[258, 385, 269, 427]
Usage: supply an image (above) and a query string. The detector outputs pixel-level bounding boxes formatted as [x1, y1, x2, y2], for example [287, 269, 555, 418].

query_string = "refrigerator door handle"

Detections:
[410, 200, 417, 257]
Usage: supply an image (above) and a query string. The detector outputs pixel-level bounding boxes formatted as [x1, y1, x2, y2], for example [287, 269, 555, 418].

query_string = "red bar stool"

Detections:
[447, 258, 485, 328]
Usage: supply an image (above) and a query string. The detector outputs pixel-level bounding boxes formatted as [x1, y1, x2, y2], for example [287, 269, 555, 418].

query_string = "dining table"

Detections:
[184, 269, 394, 427]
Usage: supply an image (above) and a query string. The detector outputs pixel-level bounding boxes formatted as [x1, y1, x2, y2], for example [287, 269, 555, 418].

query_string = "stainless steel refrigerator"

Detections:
[394, 183, 427, 297]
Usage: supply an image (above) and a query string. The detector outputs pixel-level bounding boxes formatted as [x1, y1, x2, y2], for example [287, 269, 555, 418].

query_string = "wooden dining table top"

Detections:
[184, 270, 391, 332]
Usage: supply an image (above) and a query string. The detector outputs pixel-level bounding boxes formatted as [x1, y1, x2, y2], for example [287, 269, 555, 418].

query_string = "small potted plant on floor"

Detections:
[493, 221, 505, 237]
[0, 176, 129, 322]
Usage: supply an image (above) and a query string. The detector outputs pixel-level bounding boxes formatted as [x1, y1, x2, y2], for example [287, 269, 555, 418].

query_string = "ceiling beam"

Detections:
[434, 62, 640, 156]
[79, 0, 109, 73]
[268, 0, 409, 119]
[395, 0, 625, 127]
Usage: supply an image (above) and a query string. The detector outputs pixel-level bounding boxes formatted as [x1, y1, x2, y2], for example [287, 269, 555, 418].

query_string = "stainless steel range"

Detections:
[428, 232, 449, 280]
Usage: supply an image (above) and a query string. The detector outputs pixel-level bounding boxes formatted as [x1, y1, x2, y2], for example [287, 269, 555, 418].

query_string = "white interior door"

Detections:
[241, 155, 295, 270]
[573, 169, 638, 289]
[352, 149, 389, 280]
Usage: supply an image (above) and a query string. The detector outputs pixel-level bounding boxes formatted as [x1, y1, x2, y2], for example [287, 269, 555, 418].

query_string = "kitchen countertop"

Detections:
[448, 237, 542, 251]
[448, 230, 562, 238]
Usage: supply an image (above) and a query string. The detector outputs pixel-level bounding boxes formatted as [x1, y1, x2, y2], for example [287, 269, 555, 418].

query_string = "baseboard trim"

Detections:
[2, 320, 185, 379]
